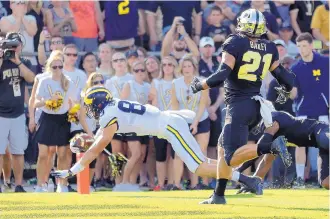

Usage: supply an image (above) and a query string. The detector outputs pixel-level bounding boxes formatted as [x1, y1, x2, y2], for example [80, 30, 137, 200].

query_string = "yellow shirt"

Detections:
[311, 5, 329, 48]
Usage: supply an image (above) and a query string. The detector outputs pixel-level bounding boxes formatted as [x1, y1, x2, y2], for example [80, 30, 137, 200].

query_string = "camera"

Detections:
[0, 39, 20, 60]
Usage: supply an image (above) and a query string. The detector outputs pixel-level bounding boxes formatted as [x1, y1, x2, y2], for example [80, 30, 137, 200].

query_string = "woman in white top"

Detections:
[145, 56, 160, 82]
[105, 52, 133, 184]
[34, 51, 76, 192]
[97, 43, 113, 81]
[150, 56, 178, 190]
[121, 61, 150, 187]
[171, 54, 210, 189]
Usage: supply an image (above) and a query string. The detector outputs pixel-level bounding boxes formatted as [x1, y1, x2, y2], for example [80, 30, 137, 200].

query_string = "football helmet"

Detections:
[236, 9, 267, 38]
[84, 86, 113, 120]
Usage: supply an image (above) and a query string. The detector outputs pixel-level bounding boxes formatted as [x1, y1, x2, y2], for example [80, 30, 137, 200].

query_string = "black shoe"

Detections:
[270, 136, 292, 168]
[68, 185, 76, 192]
[199, 193, 226, 204]
[171, 185, 181, 191]
[192, 183, 210, 190]
[14, 185, 26, 193]
[293, 177, 305, 189]
[239, 176, 263, 195]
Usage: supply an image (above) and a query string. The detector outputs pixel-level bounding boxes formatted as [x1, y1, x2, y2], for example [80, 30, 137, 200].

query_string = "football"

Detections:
[70, 133, 94, 153]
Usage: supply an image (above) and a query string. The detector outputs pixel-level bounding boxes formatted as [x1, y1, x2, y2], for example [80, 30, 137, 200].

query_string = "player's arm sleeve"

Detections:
[266, 80, 278, 102]
[270, 64, 296, 92]
[204, 62, 231, 88]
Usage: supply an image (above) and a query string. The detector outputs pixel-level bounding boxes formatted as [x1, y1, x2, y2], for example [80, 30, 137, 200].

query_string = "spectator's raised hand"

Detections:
[171, 16, 185, 29]
[177, 24, 187, 37]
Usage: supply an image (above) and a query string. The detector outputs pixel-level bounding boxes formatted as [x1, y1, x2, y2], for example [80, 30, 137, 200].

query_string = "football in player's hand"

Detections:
[70, 133, 94, 153]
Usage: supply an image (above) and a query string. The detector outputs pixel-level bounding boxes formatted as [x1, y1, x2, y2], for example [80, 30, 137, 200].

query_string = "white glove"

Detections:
[51, 170, 73, 179]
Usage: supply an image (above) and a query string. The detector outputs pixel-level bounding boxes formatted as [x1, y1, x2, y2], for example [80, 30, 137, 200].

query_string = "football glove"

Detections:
[190, 77, 203, 94]
[51, 169, 74, 179]
[108, 153, 128, 178]
[275, 87, 290, 104]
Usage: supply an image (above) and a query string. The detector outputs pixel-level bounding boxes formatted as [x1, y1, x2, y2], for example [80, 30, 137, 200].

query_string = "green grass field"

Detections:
[0, 189, 328, 219]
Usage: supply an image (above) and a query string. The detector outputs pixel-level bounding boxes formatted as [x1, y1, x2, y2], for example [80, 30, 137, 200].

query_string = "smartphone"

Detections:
[313, 40, 323, 50]
[178, 17, 185, 24]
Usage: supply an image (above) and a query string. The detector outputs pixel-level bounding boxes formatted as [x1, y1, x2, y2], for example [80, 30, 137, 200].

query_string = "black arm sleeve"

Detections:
[270, 64, 296, 92]
[205, 62, 232, 88]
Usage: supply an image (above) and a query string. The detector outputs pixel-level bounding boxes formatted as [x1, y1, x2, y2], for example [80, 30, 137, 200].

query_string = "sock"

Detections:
[231, 171, 240, 182]
[214, 179, 228, 196]
[257, 133, 274, 156]
[70, 162, 85, 175]
[296, 164, 305, 179]
[238, 173, 250, 184]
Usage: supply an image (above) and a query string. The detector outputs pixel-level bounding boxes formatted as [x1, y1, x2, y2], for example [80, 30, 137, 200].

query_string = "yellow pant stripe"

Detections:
[166, 125, 203, 165]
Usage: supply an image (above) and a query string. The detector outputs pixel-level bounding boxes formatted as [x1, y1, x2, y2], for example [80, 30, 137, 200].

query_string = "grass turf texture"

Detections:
[0, 190, 328, 219]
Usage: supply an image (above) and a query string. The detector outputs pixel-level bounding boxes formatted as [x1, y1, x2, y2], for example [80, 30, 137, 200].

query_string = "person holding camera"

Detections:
[0, 32, 35, 193]
[161, 17, 199, 61]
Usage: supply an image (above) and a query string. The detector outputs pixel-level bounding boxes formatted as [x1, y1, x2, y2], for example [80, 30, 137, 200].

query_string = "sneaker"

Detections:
[56, 185, 69, 193]
[15, 185, 26, 193]
[270, 136, 292, 168]
[68, 185, 76, 192]
[171, 185, 181, 191]
[192, 183, 210, 190]
[3, 182, 13, 192]
[293, 177, 305, 189]
[94, 179, 104, 191]
[199, 192, 226, 205]
[153, 185, 162, 191]
[163, 184, 174, 191]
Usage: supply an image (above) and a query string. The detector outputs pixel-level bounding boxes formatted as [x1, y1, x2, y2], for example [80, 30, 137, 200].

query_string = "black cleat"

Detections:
[270, 136, 292, 168]
[238, 176, 263, 195]
[14, 185, 26, 193]
[199, 193, 227, 204]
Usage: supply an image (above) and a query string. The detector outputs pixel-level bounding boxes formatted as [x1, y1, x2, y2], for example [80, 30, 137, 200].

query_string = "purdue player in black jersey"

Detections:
[238, 111, 329, 192]
[191, 9, 296, 204]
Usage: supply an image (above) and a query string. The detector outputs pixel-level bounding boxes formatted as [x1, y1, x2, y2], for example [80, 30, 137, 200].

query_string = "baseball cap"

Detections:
[6, 32, 22, 43]
[125, 50, 138, 59]
[273, 39, 286, 47]
[199, 37, 215, 47]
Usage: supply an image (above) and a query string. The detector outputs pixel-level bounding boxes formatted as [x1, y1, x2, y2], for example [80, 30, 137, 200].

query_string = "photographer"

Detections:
[0, 32, 35, 192]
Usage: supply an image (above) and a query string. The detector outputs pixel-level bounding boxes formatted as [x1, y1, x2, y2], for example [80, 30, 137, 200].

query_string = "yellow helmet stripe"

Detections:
[84, 88, 112, 105]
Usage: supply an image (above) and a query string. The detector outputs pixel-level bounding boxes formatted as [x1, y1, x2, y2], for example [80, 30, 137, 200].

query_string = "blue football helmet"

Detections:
[84, 86, 113, 119]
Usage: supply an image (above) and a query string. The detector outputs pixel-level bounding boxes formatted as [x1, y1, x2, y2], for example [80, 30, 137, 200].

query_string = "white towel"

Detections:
[252, 96, 275, 128]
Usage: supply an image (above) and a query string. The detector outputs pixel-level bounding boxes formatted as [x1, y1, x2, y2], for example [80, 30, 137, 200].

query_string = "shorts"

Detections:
[319, 148, 329, 182]
[196, 118, 210, 135]
[35, 112, 71, 147]
[125, 133, 149, 145]
[154, 137, 169, 162]
[209, 109, 222, 147]
[218, 99, 261, 166]
[69, 129, 96, 169]
[113, 133, 125, 141]
[165, 113, 205, 173]
[0, 114, 28, 155]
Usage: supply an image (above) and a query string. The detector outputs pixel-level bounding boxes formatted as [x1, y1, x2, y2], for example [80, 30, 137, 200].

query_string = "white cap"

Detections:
[199, 37, 215, 47]
[273, 39, 286, 47]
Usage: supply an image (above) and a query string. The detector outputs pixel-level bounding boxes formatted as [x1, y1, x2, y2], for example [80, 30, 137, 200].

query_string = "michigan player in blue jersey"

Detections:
[191, 9, 296, 204]
[239, 110, 329, 191]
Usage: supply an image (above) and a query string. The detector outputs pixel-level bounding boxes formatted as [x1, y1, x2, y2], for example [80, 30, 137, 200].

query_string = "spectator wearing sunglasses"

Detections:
[80, 52, 98, 78]
[150, 56, 178, 190]
[38, 31, 64, 66]
[105, 52, 133, 185]
[119, 61, 150, 191]
[0, 0, 38, 67]
[171, 54, 210, 190]
[34, 51, 77, 193]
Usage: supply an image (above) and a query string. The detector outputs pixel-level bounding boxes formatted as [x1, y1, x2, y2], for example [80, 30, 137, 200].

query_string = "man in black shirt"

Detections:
[0, 32, 35, 192]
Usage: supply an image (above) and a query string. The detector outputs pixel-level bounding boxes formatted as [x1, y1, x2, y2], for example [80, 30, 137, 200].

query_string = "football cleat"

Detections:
[270, 136, 292, 168]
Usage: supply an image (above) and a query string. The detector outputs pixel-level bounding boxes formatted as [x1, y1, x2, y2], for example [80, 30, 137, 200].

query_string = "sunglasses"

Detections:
[51, 65, 63, 70]
[51, 41, 63, 45]
[65, 53, 78, 57]
[93, 80, 104, 85]
[162, 63, 173, 67]
[112, 58, 126, 63]
[133, 69, 146, 73]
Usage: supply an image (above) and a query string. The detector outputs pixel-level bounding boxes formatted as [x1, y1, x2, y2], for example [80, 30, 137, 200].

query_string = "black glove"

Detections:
[275, 87, 290, 104]
[190, 77, 204, 94]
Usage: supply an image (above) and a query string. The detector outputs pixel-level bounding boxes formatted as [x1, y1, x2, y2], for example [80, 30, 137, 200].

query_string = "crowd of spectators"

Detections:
[0, 0, 328, 192]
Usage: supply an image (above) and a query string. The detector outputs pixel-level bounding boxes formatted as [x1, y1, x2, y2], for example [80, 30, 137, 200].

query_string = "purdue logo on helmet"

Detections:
[84, 86, 113, 119]
[236, 9, 267, 38]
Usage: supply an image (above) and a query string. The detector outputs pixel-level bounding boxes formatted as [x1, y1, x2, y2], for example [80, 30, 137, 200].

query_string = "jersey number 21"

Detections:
[238, 51, 272, 82]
